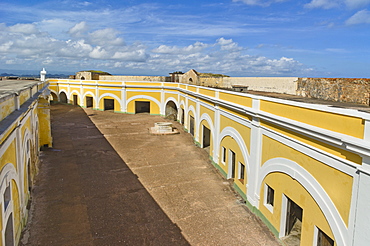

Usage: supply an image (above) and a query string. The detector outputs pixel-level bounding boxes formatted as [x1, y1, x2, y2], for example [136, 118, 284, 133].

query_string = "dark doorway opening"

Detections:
[5, 213, 14, 246]
[27, 159, 32, 192]
[135, 101, 150, 114]
[104, 99, 114, 111]
[180, 108, 185, 125]
[229, 150, 236, 179]
[86, 96, 93, 108]
[202, 125, 211, 152]
[283, 197, 303, 245]
[189, 115, 195, 136]
[165, 101, 177, 120]
[317, 228, 334, 246]
[59, 92, 67, 103]
[73, 95, 78, 105]
[50, 92, 58, 103]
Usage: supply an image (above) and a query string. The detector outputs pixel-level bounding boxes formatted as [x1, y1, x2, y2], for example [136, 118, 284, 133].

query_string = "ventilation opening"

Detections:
[189, 115, 195, 136]
[283, 197, 303, 246]
[104, 99, 114, 110]
[180, 108, 185, 125]
[86, 96, 93, 108]
[202, 125, 211, 153]
[135, 101, 150, 114]
[73, 95, 78, 105]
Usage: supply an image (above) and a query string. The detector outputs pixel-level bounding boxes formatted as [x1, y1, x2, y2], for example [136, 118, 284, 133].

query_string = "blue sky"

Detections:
[0, 0, 370, 77]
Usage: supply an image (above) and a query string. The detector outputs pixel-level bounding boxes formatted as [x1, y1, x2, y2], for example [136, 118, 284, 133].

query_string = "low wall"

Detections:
[297, 78, 370, 105]
[99, 75, 170, 82]
[223, 77, 299, 95]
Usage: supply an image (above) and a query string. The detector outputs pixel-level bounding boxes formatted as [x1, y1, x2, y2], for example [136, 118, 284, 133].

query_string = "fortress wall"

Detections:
[223, 77, 299, 95]
[49, 79, 370, 245]
[99, 75, 169, 82]
[297, 78, 370, 105]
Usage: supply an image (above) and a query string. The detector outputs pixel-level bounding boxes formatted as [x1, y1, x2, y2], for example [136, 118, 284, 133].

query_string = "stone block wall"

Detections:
[297, 78, 370, 105]
[99, 75, 170, 82]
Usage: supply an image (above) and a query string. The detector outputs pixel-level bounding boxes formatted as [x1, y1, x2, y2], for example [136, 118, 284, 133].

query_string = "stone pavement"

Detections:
[20, 104, 281, 246]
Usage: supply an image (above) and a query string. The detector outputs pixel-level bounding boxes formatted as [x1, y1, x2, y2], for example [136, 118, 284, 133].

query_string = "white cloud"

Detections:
[232, 0, 288, 7]
[9, 23, 39, 34]
[68, 21, 89, 38]
[346, 9, 370, 24]
[89, 28, 124, 46]
[0, 19, 311, 76]
[305, 0, 370, 9]
[345, 0, 370, 9]
[152, 42, 208, 54]
[304, 0, 340, 9]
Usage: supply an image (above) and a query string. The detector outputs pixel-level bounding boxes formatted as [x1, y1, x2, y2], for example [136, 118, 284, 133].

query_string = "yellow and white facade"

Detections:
[49, 79, 370, 246]
[0, 80, 51, 246]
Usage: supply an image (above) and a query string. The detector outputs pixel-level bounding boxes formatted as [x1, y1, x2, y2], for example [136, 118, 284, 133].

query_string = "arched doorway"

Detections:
[50, 92, 58, 103]
[165, 101, 178, 121]
[59, 92, 67, 103]
[5, 213, 14, 246]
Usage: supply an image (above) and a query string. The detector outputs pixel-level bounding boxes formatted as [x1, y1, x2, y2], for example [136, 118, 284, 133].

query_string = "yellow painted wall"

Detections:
[126, 91, 161, 101]
[21, 117, 31, 140]
[260, 100, 364, 139]
[98, 89, 121, 98]
[261, 136, 352, 226]
[37, 98, 52, 148]
[0, 140, 17, 171]
[19, 89, 30, 106]
[199, 88, 216, 98]
[260, 173, 335, 246]
[0, 97, 16, 121]
[261, 120, 362, 165]
[220, 114, 251, 154]
[164, 93, 178, 102]
[219, 92, 253, 108]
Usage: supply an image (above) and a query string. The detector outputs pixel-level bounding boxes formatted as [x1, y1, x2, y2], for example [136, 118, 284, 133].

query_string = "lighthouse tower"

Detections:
[40, 68, 47, 82]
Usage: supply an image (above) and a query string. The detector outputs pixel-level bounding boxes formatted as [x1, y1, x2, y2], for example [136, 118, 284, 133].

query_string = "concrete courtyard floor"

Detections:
[20, 104, 281, 246]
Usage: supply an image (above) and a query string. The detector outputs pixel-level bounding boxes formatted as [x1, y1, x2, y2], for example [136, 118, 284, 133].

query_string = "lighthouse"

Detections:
[40, 68, 47, 82]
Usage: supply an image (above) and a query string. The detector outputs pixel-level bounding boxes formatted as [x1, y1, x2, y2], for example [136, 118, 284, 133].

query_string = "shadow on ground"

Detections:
[20, 104, 189, 246]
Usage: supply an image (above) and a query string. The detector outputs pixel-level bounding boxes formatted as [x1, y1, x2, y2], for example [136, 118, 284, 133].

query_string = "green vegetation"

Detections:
[80, 70, 111, 75]
[199, 73, 229, 77]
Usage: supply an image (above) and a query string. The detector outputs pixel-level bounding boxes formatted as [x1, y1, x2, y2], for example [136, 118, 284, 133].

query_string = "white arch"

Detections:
[126, 95, 161, 113]
[178, 100, 187, 124]
[82, 91, 97, 107]
[164, 97, 179, 108]
[98, 93, 122, 109]
[258, 158, 347, 246]
[218, 126, 250, 180]
[69, 90, 82, 104]
[179, 100, 186, 109]
[58, 89, 68, 102]
[49, 89, 59, 101]
[0, 163, 20, 246]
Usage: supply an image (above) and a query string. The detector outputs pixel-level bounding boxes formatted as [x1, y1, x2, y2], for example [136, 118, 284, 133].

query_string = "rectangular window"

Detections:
[221, 147, 226, 164]
[4, 184, 11, 211]
[317, 228, 334, 246]
[238, 162, 245, 183]
[266, 185, 274, 206]
[264, 184, 274, 213]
